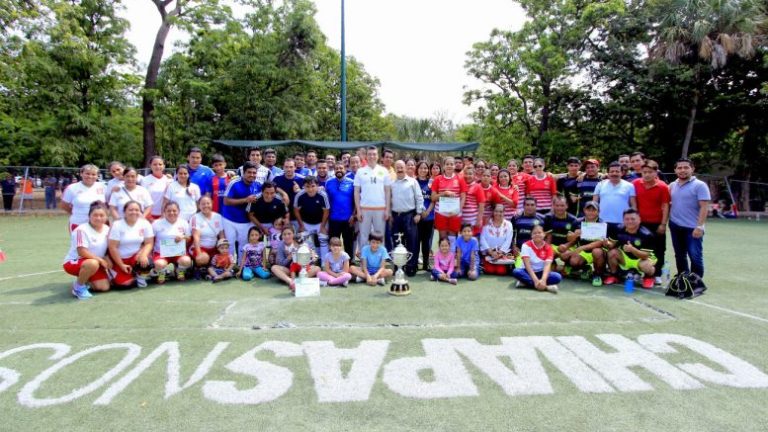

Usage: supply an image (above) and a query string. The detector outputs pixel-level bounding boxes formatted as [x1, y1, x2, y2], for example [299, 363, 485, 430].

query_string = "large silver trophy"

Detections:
[389, 233, 413, 296]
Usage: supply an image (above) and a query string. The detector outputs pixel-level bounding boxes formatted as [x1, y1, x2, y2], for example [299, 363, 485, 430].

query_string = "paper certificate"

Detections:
[159, 238, 186, 257]
[438, 196, 460, 216]
[580, 222, 608, 240]
[294, 278, 320, 297]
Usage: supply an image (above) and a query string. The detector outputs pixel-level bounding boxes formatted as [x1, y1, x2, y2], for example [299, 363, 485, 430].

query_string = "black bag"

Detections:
[665, 271, 707, 299]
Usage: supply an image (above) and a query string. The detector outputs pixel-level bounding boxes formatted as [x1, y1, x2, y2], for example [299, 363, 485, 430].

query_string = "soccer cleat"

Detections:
[603, 275, 619, 285]
[592, 275, 603, 287]
[546, 285, 559, 294]
[642, 277, 654, 289]
[71, 282, 93, 300]
[136, 276, 148, 288]
[176, 268, 186, 281]
[156, 271, 166, 284]
[165, 263, 175, 277]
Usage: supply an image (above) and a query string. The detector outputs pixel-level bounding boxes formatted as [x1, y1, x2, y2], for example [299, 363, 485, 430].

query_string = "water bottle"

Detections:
[624, 274, 635, 294]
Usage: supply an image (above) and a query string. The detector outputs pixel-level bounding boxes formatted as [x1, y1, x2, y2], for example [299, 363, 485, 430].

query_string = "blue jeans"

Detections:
[669, 222, 704, 277]
[512, 267, 562, 286]
[451, 261, 480, 280]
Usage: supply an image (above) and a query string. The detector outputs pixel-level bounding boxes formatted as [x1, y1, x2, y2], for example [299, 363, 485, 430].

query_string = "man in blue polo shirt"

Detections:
[326, 161, 356, 258]
[222, 162, 261, 256]
[669, 158, 710, 278]
[187, 147, 214, 197]
[593, 161, 636, 232]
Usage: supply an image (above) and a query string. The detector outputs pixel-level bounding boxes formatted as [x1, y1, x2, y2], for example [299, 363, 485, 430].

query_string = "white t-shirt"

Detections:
[140, 174, 172, 216]
[353, 165, 392, 208]
[191, 212, 224, 248]
[520, 242, 552, 273]
[108, 218, 154, 259]
[164, 182, 201, 221]
[63, 223, 109, 263]
[62, 181, 107, 225]
[105, 178, 123, 203]
[152, 218, 191, 254]
[108, 185, 154, 219]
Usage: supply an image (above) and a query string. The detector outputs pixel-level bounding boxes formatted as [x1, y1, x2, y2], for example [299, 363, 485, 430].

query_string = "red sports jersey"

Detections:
[494, 184, 519, 220]
[632, 178, 670, 224]
[512, 172, 531, 211]
[480, 185, 499, 222]
[525, 174, 557, 210]
[462, 182, 487, 234]
[431, 174, 468, 215]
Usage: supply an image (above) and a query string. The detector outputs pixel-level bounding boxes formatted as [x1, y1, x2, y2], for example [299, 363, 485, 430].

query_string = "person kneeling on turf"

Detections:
[512, 224, 561, 293]
[569, 201, 607, 286]
[603, 208, 657, 289]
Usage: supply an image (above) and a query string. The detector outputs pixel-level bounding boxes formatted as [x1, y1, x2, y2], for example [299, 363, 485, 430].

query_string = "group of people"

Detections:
[61, 146, 710, 299]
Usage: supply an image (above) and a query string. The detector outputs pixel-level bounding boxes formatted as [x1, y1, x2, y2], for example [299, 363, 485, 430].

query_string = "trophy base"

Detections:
[389, 282, 411, 296]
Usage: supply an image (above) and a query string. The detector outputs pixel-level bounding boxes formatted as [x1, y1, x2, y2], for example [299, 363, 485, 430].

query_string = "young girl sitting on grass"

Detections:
[431, 237, 457, 285]
[208, 238, 235, 283]
[237, 226, 270, 281]
[318, 237, 352, 287]
[452, 224, 480, 280]
[350, 232, 393, 286]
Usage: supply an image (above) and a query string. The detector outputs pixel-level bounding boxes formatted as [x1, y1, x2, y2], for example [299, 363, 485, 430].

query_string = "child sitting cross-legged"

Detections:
[318, 237, 352, 287]
[208, 238, 235, 283]
[431, 237, 458, 285]
[451, 224, 480, 280]
[350, 232, 393, 286]
[237, 226, 270, 281]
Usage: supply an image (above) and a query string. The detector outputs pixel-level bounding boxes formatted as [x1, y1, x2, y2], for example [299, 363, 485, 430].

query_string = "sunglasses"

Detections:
[534, 165, 544, 168]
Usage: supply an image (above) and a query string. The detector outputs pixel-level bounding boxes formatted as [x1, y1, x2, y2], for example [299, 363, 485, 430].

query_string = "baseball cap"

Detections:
[584, 201, 599, 210]
[583, 158, 600, 168]
[216, 238, 229, 247]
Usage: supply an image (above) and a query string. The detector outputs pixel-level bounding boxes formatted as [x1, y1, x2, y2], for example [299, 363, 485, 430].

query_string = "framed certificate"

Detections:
[580, 222, 607, 240]
[438, 196, 460, 215]
[159, 238, 186, 257]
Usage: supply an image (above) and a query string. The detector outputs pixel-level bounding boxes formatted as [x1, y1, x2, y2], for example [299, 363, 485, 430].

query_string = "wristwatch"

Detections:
[696, 225, 705, 232]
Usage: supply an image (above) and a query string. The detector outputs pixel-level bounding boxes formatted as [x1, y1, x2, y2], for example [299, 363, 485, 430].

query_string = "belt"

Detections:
[391, 209, 416, 217]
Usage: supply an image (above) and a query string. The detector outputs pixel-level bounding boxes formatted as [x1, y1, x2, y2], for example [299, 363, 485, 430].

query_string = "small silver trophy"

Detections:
[389, 233, 413, 296]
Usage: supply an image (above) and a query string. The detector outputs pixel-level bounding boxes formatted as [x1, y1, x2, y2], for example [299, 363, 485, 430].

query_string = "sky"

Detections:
[121, 1, 526, 124]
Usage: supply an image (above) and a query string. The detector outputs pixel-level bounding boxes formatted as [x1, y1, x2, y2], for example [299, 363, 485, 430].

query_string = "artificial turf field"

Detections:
[0, 215, 767, 431]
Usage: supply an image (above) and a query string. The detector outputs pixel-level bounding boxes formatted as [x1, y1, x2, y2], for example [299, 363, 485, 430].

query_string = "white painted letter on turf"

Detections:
[637, 334, 768, 388]
[94, 342, 230, 405]
[382, 339, 478, 399]
[0, 343, 71, 394]
[17, 343, 142, 407]
[202, 341, 303, 405]
[557, 335, 703, 392]
[303, 340, 390, 402]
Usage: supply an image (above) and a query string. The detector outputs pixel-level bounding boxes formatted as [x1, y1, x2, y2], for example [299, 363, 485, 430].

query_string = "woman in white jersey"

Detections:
[151, 201, 193, 283]
[61, 164, 106, 232]
[140, 155, 172, 222]
[164, 164, 201, 222]
[190, 196, 225, 268]
[63, 201, 112, 299]
[105, 161, 125, 203]
[108, 166, 153, 220]
[108, 200, 155, 288]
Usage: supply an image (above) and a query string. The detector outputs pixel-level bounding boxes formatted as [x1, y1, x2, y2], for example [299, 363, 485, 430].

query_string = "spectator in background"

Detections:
[1, 172, 17, 212]
[44, 172, 59, 209]
[669, 158, 710, 278]
[186, 147, 214, 197]
[61, 164, 106, 232]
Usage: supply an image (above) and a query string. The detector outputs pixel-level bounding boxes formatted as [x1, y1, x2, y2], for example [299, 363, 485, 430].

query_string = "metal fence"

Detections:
[2, 166, 768, 215]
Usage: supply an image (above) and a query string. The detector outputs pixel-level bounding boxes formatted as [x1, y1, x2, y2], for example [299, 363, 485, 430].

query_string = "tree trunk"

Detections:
[681, 89, 699, 158]
[142, 12, 174, 167]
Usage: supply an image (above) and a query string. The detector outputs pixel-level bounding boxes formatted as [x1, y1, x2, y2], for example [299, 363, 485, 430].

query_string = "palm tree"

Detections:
[649, 0, 766, 157]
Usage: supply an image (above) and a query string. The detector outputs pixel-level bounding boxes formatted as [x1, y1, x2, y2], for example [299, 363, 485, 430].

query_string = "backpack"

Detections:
[665, 271, 707, 299]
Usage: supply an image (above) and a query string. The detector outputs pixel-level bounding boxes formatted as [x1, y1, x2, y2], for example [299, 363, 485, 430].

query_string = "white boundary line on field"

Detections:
[644, 290, 768, 323]
[0, 270, 62, 281]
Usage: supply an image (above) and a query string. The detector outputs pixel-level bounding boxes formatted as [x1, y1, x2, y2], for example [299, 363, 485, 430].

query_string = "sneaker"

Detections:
[319, 280, 328, 287]
[355, 276, 364, 283]
[592, 276, 603, 287]
[448, 278, 457, 285]
[165, 263, 175, 277]
[603, 275, 619, 285]
[176, 268, 186, 281]
[377, 278, 386, 286]
[654, 276, 663, 285]
[546, 285, 559, 294]
[515, 280, 522, 288]
[642, 277, 654, 289]
[211, 276, 219, 284]
[342, 280, 349, 287]
[136, 276, 148, 288]
[71, 282, 93, 300]
[430, 275, 436, 281]
[157, 271, 166, 284]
